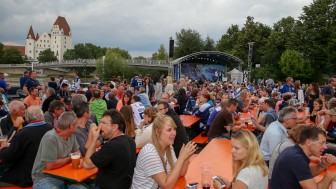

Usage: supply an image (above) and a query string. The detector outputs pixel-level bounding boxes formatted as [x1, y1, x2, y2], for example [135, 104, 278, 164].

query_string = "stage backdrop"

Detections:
[180, 63, 224, 82]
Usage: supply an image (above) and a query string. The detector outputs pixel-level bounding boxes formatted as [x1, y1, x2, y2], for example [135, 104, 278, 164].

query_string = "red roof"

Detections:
[26, 25, 35, 40]
[53, 16, 71, 36]
[4, 45, 25, 56]
[35, 33, 39, 41]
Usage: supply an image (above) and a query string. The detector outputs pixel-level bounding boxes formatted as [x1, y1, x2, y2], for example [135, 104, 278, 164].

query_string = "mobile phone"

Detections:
[186, 182, 198, 188]
[212, 176, 226, 188]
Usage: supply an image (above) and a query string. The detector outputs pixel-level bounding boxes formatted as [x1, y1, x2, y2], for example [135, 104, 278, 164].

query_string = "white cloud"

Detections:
[0, 0, 313, 57]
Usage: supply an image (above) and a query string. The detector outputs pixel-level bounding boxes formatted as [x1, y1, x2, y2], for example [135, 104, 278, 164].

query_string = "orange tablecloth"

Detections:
[179, 115, 201, 128]
[43, 163, 98, 183]
[174, 139, 232, 188]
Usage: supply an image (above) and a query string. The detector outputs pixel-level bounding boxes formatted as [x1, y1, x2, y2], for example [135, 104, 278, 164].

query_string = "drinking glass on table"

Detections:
[70, 152, 81, 169]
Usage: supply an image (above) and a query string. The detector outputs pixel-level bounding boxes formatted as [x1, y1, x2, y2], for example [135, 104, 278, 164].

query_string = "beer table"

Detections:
[43, 162, 98, 187]
[174, 139, 233, 188]
[179, 115, 201, 141]
[179, 115, 201, 128]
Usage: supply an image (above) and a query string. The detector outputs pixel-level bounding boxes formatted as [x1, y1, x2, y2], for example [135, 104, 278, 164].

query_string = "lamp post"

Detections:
[102, 56, 105, 82]
[83, 61, 87, 80]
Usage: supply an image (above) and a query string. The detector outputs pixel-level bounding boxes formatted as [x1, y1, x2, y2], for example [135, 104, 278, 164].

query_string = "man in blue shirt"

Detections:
[19, 71, 29, 90]
[278, 77, 296, 98]
[271, 126, 336, 189]
[0, 72, 10, 97]
[23, 71, 42, 95]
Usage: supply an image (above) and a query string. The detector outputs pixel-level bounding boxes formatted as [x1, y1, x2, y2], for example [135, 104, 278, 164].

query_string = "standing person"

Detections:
[89, 90, 107, 124]
[157, 101, 188, 157]
[176, 88, 188, 115]
[0, 106, 53, 187]
[84, 110, 136, 189]
[48, 77, 58, 91]
[153, 77, 162, 104]
[131, 95, 145, 129]
[23, 87, 42, 107]
[106, 89, 118, 110]
[321, 78, 336, 98]
[131, 115, 196, 189]
[165, 76, 174, 93]
[32, 112, 85, 189]
[278, 77, 296, 98]
[0, 72, 11, 98]
[270, 126, 336, 189]
[144, 77, 155, 101]
[23, 70, 42, 95]
[260, 106, 298, 166]
[20, 71, 29, 90]
[72, 71, 81, 91]
[213, 130, 268, 189]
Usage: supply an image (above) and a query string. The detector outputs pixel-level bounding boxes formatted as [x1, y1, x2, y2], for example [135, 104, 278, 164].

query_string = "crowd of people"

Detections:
[1, 70, 336, 188]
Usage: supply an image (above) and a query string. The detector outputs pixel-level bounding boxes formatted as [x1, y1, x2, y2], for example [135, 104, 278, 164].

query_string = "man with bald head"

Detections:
[0, 105, 53, 187]
[0, 100, 26, 136]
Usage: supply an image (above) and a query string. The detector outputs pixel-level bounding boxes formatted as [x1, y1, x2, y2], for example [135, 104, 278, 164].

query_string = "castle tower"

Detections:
[50, 16, 72, 61]
[25, 26, 36, 60]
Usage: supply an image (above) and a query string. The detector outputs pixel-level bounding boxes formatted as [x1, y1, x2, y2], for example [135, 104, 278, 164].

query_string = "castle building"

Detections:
[25, 16, 72, 61]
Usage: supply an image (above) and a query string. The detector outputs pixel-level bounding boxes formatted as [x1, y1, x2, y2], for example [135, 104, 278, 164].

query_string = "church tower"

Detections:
[25, 26, 36, 60]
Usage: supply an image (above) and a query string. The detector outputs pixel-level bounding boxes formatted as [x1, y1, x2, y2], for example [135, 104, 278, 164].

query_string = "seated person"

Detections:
[208, 98, 245, 141]
[0, 100, 26, 136]
[132, 115, 196, 189]
[192, 93, 213, 135]
[134, 107, 158, 148]
[44, 100, 65, 129]
[271, 126, 336, 189]
[0, 106, 53, 187]
[89, 90, 107, 124]
[74, 102, 102, 156]
[32, 112, 85, 189]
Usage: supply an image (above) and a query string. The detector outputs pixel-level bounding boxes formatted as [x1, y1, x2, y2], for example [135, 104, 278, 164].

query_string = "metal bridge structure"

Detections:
[0, 59, 171, 71]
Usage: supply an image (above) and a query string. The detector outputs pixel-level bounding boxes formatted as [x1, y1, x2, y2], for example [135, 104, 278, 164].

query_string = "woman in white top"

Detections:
[164, 76, 174, 93]
[214, 130, 268, 189]
[134, 107, 158, 148]
[153, 77, 162, 102]
[132, 114, 196, 189]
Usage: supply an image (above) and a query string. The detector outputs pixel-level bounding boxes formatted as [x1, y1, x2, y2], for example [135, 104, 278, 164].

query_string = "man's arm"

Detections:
[84, 124, 100, 170]
[45, 156, 71, 170]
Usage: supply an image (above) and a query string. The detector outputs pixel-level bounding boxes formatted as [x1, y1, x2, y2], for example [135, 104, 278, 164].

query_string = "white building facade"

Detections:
[25, 16, 72, 61]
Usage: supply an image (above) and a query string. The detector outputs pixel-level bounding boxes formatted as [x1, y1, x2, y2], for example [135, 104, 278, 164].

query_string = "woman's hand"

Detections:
[213, 176, 231, 189]
[179, 141, 197, 161]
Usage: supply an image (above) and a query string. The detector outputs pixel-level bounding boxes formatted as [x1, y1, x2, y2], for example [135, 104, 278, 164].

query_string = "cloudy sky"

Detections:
[1, 0, 313, 57]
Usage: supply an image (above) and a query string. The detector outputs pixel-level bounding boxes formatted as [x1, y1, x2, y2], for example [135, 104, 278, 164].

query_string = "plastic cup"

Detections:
[0, 135, 8, 146]
[332, 181, 336, 189]
[200, 163, 212, 189]
[70, 152, 81, 169]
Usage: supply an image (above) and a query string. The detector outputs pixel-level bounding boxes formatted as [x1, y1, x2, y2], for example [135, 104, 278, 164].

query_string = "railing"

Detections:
[0, 59, 170, 69]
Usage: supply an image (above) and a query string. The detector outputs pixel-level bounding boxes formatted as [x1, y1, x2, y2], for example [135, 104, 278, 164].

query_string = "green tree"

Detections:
[74, 44, 93, 59]
[134, 56, 146, 60]
[63, 49, 77, 60]
[152, 44, 168, 60]
[37, 49, 57, 62]
[96, 48, 131, 81]
[216, 25, 240, 54]
[109, 48, 131, 59]
[0, 43, 4, 61]
[203, 35, 216, 51]
[174, 28, 204, 58]
[0, 47, 24, 64]
[278, 50, 313, 81]
[299, 0, 336, 80]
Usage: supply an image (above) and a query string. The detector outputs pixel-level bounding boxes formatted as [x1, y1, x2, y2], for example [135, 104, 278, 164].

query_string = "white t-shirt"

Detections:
[131, 143, 177, 189]
[131, 102, 145, 128]
[134, 124, 153, 148]
[236, 166, 268, 189]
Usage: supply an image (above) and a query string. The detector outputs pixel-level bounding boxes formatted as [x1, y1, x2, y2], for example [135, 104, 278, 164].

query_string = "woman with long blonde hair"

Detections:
[165, 76, 174, 94]
[120, 105, 136, 138]
[132, 114, 196, 189]
[214, 130, 268, 189]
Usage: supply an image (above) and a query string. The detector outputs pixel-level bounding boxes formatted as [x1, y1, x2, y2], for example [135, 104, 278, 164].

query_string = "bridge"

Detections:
[0, 59, 171, 70]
